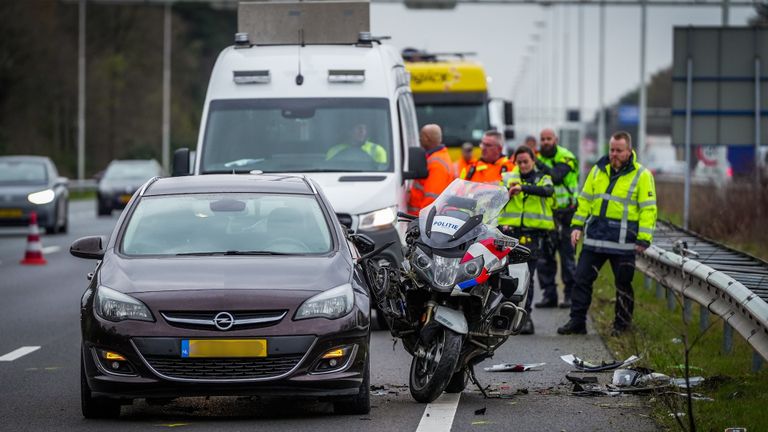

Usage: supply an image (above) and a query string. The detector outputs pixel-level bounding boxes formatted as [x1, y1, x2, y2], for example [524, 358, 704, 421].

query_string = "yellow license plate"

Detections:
[0, 208, 23, 218]
[181, 339, 267, 358]
[119, 194, 132, 204]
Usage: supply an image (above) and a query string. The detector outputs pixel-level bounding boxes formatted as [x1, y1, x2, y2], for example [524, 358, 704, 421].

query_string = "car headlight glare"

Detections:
[358, 206, 396, 230]
[27, 189, 55, 205]
[94, 286, 154, 322]
[295, 283, 354, 320]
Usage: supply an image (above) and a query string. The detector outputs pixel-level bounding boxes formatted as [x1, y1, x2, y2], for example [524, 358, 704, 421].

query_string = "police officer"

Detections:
[407, 124, 455, 215]
[326, 123, 387, 164]
[557, 131, 657, 336]
[460, 130, 515, 184]
[534, 128, 579, 309]
[498, 146, 555, 335]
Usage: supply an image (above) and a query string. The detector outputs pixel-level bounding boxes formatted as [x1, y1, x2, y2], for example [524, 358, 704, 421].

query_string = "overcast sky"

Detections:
[371, 3, 757, 126]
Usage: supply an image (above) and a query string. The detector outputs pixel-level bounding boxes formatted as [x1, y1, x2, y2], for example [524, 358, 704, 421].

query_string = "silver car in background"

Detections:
[97, 159, 164, 216]
[0, 155, 69, 234]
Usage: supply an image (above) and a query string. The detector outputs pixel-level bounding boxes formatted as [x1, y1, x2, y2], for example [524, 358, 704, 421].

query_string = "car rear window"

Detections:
[121, 193, 333, 256]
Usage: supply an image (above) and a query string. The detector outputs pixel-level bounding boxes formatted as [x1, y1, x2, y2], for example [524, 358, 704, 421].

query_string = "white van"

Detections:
[174, 0, 427, 264]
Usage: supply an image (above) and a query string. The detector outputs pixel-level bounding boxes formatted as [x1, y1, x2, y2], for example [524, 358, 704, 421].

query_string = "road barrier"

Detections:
[635, 222, 768, 371]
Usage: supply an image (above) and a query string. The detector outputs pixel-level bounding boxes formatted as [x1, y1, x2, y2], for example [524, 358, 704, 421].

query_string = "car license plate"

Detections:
[181, 339, 267, 358]
[0, 208, 23, 218]
[119, 194, 132, 204]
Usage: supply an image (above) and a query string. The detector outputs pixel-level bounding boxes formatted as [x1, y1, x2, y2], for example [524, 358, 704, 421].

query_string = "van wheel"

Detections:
[81, 355, 121, 419]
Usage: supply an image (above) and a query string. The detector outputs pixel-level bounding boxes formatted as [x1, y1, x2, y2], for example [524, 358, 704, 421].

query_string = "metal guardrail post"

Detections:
[699, 304, 709, 331]
[683, 298, 692, 323]
[655, 279, 664, 300]
[723, 322, 734, 354]
[667, 286, 676, 311]
[753, 351, 763, 373]
[644, 275, 651, 290]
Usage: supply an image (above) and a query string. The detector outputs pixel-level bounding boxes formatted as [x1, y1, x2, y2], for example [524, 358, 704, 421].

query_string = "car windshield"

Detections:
[105, 162, 158, 180]
[121, 193, 333, 256]
[0, 161, 48, 185]
[415, 103, 489, 146]
[200, 98, 393, 174]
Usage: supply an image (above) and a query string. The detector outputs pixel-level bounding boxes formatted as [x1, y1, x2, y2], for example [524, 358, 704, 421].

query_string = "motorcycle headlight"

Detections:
[411, 249, 484, 289]
[358, 207, 396, 230]
[432, 255, 461, 288]
[459, 255, 484, 280]
[28, 189, 55, 205]
[295, 283, 354, 320]
[94, 286, 154, 322]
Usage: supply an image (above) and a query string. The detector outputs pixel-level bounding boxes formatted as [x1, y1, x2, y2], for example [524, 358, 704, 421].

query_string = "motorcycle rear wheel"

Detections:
[409, 327, 462, 403]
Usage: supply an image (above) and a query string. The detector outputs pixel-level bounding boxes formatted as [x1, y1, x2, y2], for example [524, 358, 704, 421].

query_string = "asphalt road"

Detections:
[0, 200, 658, 431]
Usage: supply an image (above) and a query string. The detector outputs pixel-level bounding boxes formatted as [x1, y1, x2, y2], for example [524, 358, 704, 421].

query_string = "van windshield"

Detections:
[200, 98, 393, 174]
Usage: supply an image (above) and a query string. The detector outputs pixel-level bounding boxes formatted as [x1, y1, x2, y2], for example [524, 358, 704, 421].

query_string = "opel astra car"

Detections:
[0, 155, 69, 234]
[72, 174, 374, 418]
[97, 159, 165, 216]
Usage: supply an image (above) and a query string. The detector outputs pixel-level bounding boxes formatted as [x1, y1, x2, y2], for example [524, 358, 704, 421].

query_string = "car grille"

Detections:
[144, 354, 304, 380]
[161, 310, 287, 331]
[336, 213, 353, 229]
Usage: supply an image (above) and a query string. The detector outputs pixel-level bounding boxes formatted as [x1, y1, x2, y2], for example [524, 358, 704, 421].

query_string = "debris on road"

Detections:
[560, 354, 640, 371]
[483, 362, 546, 372]
[671, 376, 705, 389]
[474, 407, 487, 415]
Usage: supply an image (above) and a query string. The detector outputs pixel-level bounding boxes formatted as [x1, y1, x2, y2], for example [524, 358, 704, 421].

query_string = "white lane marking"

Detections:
[0, 346, 41, 362]
[42, 246, 61, 255]
[415, 392, 461, 432]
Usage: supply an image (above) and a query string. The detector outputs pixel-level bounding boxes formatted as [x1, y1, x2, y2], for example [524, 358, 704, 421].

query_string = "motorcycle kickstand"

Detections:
[467, 366, 491, 399]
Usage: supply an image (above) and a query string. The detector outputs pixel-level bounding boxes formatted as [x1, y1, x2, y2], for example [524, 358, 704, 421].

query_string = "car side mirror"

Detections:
[172, 148, 191, 177]
[70, 235, 107, 260]
[56, 176, 69, 187]
[403, 147, 428, 180]
[349, 233, 376, 255]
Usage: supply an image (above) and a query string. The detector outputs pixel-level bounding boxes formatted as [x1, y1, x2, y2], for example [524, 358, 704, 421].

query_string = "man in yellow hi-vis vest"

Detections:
[558, 131, 657, 336]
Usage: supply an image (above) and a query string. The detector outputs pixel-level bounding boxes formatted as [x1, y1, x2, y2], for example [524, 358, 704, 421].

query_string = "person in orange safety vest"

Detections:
[459, 130, 515, 184]
[455, 141, 477, 177]
[407, 124, 456, 215]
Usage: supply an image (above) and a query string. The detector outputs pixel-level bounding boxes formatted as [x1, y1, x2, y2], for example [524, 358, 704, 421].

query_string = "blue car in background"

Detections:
[0, 155, 69, 234]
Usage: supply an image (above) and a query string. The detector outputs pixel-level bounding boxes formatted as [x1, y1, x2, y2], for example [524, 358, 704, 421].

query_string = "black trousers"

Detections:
[537, 209, 576, 303]
[569, 249, 636, 329]
[499, 226, 544, 315]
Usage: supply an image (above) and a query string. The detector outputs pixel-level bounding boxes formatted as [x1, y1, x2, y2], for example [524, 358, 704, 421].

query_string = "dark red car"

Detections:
[71, 174, 374, 418]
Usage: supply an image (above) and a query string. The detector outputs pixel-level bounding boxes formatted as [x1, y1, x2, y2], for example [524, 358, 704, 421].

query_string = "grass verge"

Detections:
[590, 268, 768, 431]
[69, 190, 96, 201]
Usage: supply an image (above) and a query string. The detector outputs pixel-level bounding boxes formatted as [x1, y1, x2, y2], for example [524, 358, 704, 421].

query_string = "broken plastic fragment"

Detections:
[484, 362, 546, 372]
[560, 354, 640, 371]
[671, 376, 705, 388]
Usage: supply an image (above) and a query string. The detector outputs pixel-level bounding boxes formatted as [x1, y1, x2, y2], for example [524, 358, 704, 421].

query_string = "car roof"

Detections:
[0, 155, 52, 164]
[143, 174, 315, 196]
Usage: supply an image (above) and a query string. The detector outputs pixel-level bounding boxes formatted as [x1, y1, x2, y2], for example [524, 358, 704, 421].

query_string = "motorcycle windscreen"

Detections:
[417, 179, 510, 250]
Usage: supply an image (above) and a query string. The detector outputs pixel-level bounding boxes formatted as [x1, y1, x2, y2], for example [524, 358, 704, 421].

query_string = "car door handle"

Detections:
[87, 272, 94, 281]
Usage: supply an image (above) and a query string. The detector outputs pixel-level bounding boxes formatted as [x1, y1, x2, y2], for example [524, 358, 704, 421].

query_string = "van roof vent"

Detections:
[233, 70, 271, 84]
[328, 70, 365, 83]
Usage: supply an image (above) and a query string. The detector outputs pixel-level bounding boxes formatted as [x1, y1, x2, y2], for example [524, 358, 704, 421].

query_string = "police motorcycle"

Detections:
[360, 179, 532, 403]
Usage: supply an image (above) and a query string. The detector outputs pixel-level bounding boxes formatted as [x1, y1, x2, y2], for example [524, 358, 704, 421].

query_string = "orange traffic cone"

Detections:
[20, 211, 47, 265]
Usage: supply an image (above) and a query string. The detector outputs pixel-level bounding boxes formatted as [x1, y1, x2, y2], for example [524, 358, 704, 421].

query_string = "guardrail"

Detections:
[635, 222, 768, 372]
[68, 179, 98, 193]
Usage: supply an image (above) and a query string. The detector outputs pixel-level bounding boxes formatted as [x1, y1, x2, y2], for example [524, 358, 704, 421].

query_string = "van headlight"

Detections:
[358, 207, 396, 230]
[94, 286, 154, 322]
[295, 283, 354, 320]
[28, 189, 55, 205]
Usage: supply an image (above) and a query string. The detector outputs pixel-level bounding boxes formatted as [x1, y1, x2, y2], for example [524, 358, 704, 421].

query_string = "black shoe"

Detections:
[534, 298, 558, 309]
[558, 299, 571, 309]
[520, 318, 535, 335]
[610, 324, 630, 337]
[557, 320, 587, 335]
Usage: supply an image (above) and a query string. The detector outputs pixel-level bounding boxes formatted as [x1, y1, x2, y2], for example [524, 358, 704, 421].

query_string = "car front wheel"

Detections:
[81, 354, 121, 419]
[333, 351, 370, 415]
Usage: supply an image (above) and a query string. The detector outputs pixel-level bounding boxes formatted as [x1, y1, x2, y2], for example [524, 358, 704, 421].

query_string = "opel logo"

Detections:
[213, 312, 234, 331]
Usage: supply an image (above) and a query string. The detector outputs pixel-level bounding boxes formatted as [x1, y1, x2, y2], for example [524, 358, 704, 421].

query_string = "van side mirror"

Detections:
[503, 101, 514, 126]
[403, 147, 428, 180]
[504, 126, 515, 140]
[172, 148, 191, 177]
[349, 233, 376, 255]
[70, 235, 108, 260]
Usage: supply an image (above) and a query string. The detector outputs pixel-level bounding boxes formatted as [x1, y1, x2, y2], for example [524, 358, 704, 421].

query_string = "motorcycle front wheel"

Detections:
[409, 327, 462, 403]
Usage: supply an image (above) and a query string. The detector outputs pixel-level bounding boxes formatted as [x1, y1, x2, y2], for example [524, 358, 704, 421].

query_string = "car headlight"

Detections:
[28, 189, 55, 205]
[358, 206, 396, 230]
[94, 286, 154, 322]
[295, 283, 354, 320]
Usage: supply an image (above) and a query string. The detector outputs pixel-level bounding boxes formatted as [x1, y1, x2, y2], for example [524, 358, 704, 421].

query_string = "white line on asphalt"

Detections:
[415, 392, 461, 432]
[0, 346, 41, 362]
[42, 246, 60, 255]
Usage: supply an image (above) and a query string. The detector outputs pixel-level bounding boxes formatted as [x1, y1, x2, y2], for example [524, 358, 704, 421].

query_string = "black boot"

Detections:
[558, 298, 571, 309]
[557, 320, 587, 335]
[520, 317, 535, 335]
[534, 298, 557, 308]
